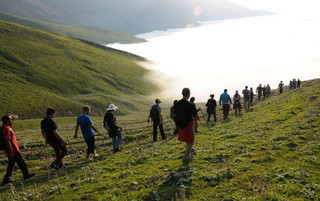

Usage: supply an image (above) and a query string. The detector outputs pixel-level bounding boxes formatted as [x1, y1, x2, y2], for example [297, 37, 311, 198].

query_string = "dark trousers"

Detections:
[49, 140, 67, 168]
[207, 112, 217, 122]
[3, 152, 29, 181]
[244, 97, 250, 109]
[223, 104, 230, 120]
[85, 136, 95, 155]
[153, 121, 166, 141]
[258, 93, 262, 101]
[250, 96, 253, 105]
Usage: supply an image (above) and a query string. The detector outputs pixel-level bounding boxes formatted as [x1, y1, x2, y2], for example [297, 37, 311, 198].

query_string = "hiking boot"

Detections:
[24, 173, 35, 181]
[1, 177, 13, 186]
[113, 149, 121, 154]
[50, 163, 59, 170]
[93, 152, 99, 158]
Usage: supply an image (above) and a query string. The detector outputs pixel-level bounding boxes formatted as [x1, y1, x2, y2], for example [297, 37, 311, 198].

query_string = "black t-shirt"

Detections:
[41, 116, 58, 142]
[174, 99, 198, 123]
[205, 99, 217, 112]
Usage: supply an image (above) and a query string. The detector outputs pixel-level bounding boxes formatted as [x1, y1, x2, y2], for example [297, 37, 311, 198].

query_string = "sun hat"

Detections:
[106, 104, 118, 111]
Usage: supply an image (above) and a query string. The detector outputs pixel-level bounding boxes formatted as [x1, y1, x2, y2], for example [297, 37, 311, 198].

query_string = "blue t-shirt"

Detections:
[77, 114, 94, 139]
[219, 92, 233, 105]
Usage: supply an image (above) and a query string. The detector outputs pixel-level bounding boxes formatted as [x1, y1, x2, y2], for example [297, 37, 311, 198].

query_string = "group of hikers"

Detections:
[0, 80, 301, 185]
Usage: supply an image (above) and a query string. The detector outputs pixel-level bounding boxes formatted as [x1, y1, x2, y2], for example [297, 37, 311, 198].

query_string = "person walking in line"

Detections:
[250, 87, 255, 106]
[289, 80, 293, 90]
[262, 85, 267, 100]
[279, 81, 284, 94]
[1, 115, 35, 185]
[266, 84, 271, 98]
[174, 88, 200, 163]
[242, 86, 250, 109]
[233, 91, 241, 115]
[256, 84, 263, 101]
[170, 100, 179, 135]
[41, 108, 68, 169]
[147, 99, 166, 142]
[205, 94, 217, 122]
[293, 79, 297, 89]
[219, 89, 233, 120]
[104, 104, 122, 154]
[74, 106, 101, 161]
[190, 97, 200, 129]
[297, 79, 301, 88]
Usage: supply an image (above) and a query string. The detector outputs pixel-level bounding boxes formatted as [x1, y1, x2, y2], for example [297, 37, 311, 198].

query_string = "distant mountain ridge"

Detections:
[0, 0, 273, 35]
[0, 11, 146, 44]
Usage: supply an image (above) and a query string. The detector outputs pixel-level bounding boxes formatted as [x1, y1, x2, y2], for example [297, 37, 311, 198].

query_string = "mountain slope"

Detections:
[0, 79, 319, 200]
[0, 20, 155, 118]
[0, 11, 145, 44]
[0, 0, 273, 35]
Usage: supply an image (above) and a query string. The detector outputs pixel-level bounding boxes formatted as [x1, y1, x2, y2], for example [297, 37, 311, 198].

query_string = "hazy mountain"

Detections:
[0, 0, 272, 35]
[0, 11, 145, 44]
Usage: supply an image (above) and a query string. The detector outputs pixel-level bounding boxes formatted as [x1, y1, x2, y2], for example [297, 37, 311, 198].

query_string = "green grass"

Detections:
[0, 79, 319, 200]
[0, 11, 146, 44]
[0, 19, 156, 118]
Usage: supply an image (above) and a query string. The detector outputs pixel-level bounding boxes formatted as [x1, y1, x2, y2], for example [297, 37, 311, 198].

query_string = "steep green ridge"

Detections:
[0, 20, 155, 118]
[0, 0, 272, 35]
[0, 11, 146, 44]
[0, 79, 319, 200]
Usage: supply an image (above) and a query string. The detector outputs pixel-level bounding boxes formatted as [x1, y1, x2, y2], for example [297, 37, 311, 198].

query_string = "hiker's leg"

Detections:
[112, 136, 117, 149]
[50, 141, 61, 166]
[14, 152, 30, 179]
[182, 125, 195, 161]
[213, 112, 217, 122]
[159, 123, 166, 140]
[57, 144, 67, 167]
[85, 137, 95, 155]
[207, 113, 211, 122]
[226, 105, 230, 119]
[152, 122, 158, 141]
[115, 130, 122, 149]
[2, 154, 15, 182]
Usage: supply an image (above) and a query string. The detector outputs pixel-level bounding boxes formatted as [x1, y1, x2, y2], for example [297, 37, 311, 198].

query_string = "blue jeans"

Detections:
[112, 130, 122, 149]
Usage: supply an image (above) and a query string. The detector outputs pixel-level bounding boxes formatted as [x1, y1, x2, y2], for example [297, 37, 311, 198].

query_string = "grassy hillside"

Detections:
[0, 20, 155, 118]
[0, 11, 146, 44]
[0, 79, 319, 200]
[0, 0, 272, 35]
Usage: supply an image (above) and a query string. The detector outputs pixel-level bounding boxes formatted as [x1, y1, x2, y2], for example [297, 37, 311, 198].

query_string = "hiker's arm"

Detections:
[5, 140, 14, 159]
[90, 124, 101, 135]
[74, 124, 79, 139]
[41, 129, 48, 144]
[158, 112, 162, 125]
[147, 115, 151, 123]
[53, 130, 67, 145]
[195, 114, 200, 121]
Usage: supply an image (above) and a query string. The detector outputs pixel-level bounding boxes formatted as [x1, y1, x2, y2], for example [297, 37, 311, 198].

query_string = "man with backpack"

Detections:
[1, 115, 35, 185]
[170, 100, 179, 135]
[174, 88, 200, 162]
[147, 99, 166, 142]
[41, 108, 68, 169]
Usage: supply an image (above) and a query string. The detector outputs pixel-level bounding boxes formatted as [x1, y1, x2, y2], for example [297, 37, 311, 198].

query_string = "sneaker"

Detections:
[93, 152, 99, 158]
[24, 173, 35, 180]
[50, 163, 59, 170]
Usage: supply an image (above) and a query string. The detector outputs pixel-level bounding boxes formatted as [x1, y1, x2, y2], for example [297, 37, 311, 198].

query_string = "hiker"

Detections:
[174, 88, 200, 162]
[219, 89, 233, 120]
[242, 86, 250, 109]
[205, 94, 217, 122]
[233, 91, 241, 115]
[293, 79, 297, 89]
[256, 84, 263, 101]
[170, 100, 179, 135]
[279, 81, 284, 94]
[104, 104, 122, 153]
[266, 84, 271, 98]
[289, 80, 293, 90]
[190, 97, 200, 129]
[74, 106, 101, 160]
[1, 115, 35, 185]
[41, 108, 68, 169]
[297, 79, 301, 88]
[262, 85, 267, 100]
[250, 87, 255, 106]
[147, 99, 166, 142]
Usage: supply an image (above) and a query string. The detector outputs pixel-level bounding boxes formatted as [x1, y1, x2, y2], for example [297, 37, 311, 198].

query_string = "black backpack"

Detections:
[175, 106, 188, 129]
[149, 105, 159, 121]
[0, 127, 10, 150]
